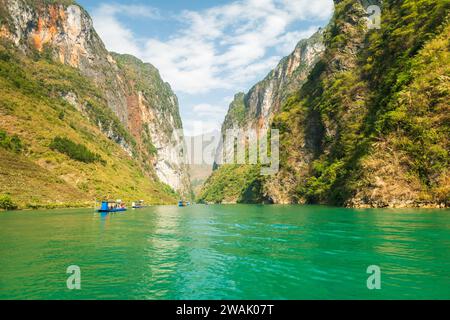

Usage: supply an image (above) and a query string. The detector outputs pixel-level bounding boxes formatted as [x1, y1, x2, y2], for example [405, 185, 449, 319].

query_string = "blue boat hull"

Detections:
[97, 208, 127, 213]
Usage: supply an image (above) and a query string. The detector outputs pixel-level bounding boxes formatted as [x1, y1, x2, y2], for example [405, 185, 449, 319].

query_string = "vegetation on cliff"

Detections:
[199, 27, 325, 204]
[198, 165, 270, 204]
[200, 0, 450, 208]
[0, 194, 17, 210]
[0, 40, 178, 208]
[112, 53, 192, 197]
[223, 93, 246, 128]
[0, 129, 22, 153]
[49, 136, 105, 165]
[276, 0, 450, 207]
[1, 0, 193, 201]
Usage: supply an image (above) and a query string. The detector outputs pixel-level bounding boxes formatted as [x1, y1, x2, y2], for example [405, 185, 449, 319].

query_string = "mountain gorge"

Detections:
[0, 0, 191, 208]
[199, 28, 326, 204]
[200, 0, 450, 208]
[1, 0, 449, 210]
[220, 30, 325, 139]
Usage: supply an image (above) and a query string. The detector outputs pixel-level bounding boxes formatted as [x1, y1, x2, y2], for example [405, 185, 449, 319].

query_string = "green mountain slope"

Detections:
[200, 0, 450, 208]
[199, 165, 270, 204]
[274, 0, 450, 208]
[0, 41, 177, 209]
[0, 0, 195, 209]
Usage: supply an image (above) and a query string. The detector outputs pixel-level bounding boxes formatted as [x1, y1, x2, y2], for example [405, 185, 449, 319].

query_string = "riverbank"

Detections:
[0, 200, 94, 212]
[2, 198, 448, 212]
[0, 199, 180, 212]
[347, 201, 449, 209]
[202, 198, 449, 209]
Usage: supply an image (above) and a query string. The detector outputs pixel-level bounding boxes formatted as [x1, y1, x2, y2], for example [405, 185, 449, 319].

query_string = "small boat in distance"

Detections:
[178, 201, 191, 207]
[97, 200, 127, 213]
[132, 200, 146, 209]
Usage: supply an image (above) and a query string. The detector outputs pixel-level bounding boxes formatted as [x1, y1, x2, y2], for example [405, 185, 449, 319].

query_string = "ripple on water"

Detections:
[0, 206, 449, 299]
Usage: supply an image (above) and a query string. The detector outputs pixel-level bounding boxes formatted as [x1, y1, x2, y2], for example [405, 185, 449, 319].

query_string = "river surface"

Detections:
[0, 205, 449, 300]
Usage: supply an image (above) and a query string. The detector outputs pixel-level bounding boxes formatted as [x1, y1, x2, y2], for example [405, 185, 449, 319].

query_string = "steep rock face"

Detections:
[200, 30, 325, 204]
[0, 43, 179, 206]
[202, 0, 450, 208]
[218, 30, 325, 161]
[222, 30, 325, 134]
[1, 0, 129, 123]
[112, 54, 191, 195]
[0, 0, 191, 196]
[270, 0, 450, 208]
[265, 0, 372, 204]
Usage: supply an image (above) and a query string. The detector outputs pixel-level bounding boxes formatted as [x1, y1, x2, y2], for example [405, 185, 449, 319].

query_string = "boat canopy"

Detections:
[99, 200, 124, 211]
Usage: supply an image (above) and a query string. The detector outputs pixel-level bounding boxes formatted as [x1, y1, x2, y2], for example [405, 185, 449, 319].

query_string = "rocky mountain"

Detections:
[218, 30, 325, 161]
[200, 0, 450, 208]
[200, 28, 325, 204]
[0, 0, 191, 208]
[112, 53, 191, 196]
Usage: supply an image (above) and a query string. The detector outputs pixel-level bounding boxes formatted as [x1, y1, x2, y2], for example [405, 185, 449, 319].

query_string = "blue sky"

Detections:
[77, 0, 334, 135]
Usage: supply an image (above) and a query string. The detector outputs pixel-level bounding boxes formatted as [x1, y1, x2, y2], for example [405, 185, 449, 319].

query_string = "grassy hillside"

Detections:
[0, 41, 178, 209]
[198, 165, 271, 204]
[200, 0, 450, 208]
[0, 147, 86, 209]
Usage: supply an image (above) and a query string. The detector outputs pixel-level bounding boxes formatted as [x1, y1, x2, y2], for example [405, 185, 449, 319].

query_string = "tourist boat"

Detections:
[132, 200, 146, 209]
[178, 201, 191, 207]
[97, 200, 127, 213]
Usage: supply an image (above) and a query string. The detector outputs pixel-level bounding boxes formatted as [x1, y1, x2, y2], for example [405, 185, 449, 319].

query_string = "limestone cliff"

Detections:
[0, 0, 191, 196]
[219, 30, 325, 161]
[112, 54, 191, 195]
[200, 30, 325, 204]
[201, 0, 450, 208]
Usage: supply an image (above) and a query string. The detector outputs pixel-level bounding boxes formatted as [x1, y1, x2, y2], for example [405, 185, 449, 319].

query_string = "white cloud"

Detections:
[184, 120, 223, 137]
[93, 0, 333, 94]
[143, 37, 223, 94]
[91, 3, 159, 56]
[91, 0, 333, 132]
[183, 104, 230, 136]
[281, 0, 334, 20]
[193, 104, 227, 116]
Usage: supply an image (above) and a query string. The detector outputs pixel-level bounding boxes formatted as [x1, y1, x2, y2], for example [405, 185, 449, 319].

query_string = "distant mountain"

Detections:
[0, 0, 191, 209]
[199, 28, 325, 204]
[200, 0, 450, 208]
[219, 30, 325, 160]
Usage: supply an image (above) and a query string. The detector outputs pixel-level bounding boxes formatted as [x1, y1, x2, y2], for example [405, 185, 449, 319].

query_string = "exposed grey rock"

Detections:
[1, 0, 191, 196]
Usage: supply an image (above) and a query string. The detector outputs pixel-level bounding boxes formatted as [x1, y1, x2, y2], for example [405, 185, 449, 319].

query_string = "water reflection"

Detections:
[0, 206, 449, 299]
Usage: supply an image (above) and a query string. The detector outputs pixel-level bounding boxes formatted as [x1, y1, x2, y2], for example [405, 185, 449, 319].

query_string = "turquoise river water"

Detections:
[0, 205, 449, 299]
